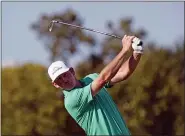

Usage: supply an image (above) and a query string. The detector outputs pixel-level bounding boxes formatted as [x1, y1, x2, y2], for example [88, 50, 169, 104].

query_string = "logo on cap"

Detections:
[52, 66, 63, 75]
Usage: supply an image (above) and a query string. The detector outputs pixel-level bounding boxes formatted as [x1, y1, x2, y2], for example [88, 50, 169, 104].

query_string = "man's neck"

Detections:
[63, 80, 82, 92]
[75, 80, 83, 88]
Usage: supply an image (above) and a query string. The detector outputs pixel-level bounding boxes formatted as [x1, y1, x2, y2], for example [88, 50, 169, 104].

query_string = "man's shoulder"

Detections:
[79, 73, 99, 85]
[64, 73, 99, 102]
[84, 73, 99, 80]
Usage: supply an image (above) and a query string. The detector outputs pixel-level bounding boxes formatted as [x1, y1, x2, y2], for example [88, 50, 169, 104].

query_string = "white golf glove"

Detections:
[132, 37, 144, 54]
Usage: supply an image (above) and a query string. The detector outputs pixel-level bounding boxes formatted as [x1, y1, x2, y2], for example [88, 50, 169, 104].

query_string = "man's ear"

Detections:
[52, 82, 60, 88]
[69, 67, 75, 75]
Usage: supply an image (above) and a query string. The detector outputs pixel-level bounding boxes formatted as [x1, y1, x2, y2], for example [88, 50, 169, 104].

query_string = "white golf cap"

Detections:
[48, 61, 70, 82]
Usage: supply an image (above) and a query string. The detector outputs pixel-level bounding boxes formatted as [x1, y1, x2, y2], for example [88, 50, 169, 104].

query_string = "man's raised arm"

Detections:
[91, 35, 135, 96]
[108, 37, 143, 85]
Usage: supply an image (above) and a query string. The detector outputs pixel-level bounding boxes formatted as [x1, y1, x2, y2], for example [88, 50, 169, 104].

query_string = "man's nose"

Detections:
[63, 78, 68, 82]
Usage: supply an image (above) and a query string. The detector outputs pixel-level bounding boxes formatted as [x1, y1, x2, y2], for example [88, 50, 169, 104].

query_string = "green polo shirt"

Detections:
[63, 73, 131, 135]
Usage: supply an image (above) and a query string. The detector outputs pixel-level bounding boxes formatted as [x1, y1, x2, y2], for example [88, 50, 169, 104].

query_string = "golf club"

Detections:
[48, 20, 143, 45]
[49, 20, 122, 39]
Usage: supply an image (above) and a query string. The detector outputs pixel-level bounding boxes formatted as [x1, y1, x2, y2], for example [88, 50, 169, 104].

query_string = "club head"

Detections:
[48, 20, 58, 32]
[48, 21, 54, 32]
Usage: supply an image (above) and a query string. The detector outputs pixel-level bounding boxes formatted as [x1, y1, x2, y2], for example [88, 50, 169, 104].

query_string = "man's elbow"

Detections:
[91, 76, 108, 96]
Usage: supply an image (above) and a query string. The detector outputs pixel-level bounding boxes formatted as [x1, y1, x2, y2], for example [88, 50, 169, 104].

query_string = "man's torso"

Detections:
[63, 73, 131, 135]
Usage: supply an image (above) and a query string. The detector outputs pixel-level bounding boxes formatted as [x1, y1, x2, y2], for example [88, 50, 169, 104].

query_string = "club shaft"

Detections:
[55, 20, 122, 39]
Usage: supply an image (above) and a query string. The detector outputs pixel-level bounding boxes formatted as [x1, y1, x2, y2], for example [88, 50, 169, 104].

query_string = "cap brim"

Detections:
[52, 68, 69, 82]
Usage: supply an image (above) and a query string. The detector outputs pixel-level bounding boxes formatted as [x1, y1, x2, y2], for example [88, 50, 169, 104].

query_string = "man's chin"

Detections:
[65, 86, 74, 91]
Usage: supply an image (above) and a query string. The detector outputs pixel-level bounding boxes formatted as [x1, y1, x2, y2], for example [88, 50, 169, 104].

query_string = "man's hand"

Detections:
[122, 35, 135, 52]
[132, 37, 144, 54]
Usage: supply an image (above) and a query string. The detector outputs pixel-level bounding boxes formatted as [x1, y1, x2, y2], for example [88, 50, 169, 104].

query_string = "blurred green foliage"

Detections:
[2, 8, 184, 136]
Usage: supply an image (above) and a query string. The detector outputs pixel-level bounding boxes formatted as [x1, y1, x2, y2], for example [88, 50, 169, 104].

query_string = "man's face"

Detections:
[53, 68, 76, 90]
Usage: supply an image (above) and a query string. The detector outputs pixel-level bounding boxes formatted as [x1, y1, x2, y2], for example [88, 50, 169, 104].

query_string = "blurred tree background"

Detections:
[2, 8, 184, 136]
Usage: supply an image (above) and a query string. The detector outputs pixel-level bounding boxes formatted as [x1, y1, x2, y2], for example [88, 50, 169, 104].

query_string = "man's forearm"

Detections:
[108, 52, 141, 84]
[120, 52, 142, 80]
[99, 49, 129, 82]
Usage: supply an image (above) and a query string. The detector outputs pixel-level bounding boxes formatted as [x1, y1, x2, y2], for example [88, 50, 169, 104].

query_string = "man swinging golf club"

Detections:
[48, 35, 143, 135]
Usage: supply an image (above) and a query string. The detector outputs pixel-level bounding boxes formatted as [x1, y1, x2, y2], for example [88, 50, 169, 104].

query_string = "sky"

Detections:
[2, 2, 184, 67]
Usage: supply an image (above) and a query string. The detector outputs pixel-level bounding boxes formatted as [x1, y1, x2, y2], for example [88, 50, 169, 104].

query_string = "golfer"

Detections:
[48, 35, 143, 135]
